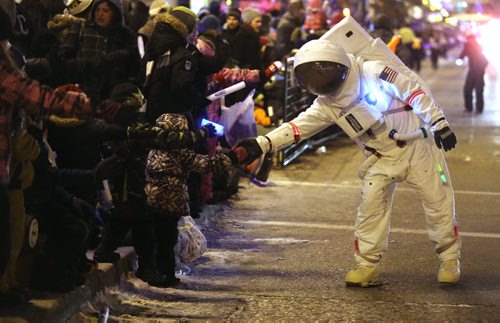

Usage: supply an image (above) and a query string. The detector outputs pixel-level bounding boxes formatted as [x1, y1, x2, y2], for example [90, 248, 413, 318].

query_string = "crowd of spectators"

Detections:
[0, 0, 462, 309]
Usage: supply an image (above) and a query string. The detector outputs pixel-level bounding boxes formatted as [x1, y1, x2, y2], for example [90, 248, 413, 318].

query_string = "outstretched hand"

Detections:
[234, 138, 264, 165]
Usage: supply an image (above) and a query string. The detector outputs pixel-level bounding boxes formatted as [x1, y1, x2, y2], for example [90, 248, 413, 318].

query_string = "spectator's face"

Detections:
[94, 2, 114, 28]
[226, 15, 240, 30]
[250, 16, 262, 33]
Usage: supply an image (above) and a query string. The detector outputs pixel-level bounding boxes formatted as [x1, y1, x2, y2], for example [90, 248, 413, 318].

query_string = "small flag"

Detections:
[379, 66, 398, 84]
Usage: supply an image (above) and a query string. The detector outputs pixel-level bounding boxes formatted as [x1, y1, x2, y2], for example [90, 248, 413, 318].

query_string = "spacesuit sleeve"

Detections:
[370, 62, 449, 131]
[262, 96, 338, 152]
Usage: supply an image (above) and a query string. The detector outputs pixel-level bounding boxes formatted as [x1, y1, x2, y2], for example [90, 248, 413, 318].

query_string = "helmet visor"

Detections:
[294, 61, 349, 96]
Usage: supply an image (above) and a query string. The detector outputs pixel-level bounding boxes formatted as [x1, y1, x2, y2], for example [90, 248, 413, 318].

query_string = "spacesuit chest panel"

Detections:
[335, 100, 383, 139]
[334, 72, 387, 139]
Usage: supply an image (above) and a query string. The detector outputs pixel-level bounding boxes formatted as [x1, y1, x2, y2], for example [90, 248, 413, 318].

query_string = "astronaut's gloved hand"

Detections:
[434, 126, 457, 151]
[233, 138, 264, 165]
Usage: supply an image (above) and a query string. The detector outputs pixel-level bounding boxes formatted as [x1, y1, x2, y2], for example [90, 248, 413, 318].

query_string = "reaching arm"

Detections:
[0, 64, 91, 119]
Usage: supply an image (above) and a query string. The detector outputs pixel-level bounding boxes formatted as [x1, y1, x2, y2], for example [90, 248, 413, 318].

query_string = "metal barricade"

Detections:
[278, 57, 342, 166]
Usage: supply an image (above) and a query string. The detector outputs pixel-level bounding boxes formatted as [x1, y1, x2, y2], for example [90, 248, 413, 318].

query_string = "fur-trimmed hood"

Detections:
[154, 12, 190, 40]
[146, 13, 188, 59]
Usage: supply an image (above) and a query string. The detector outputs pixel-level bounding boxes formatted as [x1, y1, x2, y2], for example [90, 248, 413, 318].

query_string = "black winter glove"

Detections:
[71, 197, 95, 225]
[94, 155, 125, 181]
[434, 126, 457, 151]
[234, 138, 264, 165]
[197, 124, 217, 139]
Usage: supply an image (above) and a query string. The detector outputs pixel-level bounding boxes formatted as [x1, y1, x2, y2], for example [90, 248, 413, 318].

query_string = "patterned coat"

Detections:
[145, 113, 231, 217]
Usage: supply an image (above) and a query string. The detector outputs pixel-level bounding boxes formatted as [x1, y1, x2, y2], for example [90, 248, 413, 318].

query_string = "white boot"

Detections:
[437, 259, 460, 284]
[345, 264, 382, 287]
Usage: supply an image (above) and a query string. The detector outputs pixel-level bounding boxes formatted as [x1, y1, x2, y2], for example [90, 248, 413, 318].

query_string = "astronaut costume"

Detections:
[236, 19, 460, 287]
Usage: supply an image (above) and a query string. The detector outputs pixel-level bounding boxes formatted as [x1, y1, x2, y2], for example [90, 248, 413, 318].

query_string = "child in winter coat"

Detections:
[145, 113, 236, 286]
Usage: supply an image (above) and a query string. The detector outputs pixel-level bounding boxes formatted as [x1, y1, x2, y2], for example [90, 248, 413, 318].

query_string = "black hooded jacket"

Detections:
[58, 0, 140, 104]
[141, 13, 206, 124]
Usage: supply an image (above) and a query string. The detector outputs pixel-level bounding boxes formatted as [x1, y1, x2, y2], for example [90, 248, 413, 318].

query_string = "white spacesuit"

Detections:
[235, 25, 460, 287]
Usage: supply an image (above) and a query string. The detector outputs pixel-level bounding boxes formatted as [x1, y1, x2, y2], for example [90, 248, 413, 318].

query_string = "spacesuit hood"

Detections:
[293, 39, 350, 70]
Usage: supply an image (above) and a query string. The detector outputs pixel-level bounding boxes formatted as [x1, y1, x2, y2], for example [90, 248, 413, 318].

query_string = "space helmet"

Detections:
[293, 39, 350, 96]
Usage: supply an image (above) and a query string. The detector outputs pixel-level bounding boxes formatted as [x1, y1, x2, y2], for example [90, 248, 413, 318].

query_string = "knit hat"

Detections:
[0, 8, 13, 41]
[241, 8, 260, 24]
[171, 6, 197, 35]
[198, 14, 220, 35]
[149, 0, 170, 16]
[227, 8, 241, 22]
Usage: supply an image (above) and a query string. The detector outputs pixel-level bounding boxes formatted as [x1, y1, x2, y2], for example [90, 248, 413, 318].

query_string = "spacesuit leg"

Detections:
[354, 161, 398, 266]
[405, 147, 460, 262]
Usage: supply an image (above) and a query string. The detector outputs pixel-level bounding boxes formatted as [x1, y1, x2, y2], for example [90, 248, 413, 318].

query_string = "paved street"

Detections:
[68, 56, 500, 321]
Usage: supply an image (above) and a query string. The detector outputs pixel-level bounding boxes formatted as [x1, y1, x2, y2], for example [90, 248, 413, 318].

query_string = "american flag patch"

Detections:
[379, 66, 398, 83]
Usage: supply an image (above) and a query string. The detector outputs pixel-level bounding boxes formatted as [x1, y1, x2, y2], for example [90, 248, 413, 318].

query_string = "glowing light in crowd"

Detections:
[409, 6, 424, 20]
[429, 0, 443, 11]
[478, 19, 500, 68]
[445, 17, 459, 26]
[342, 8, 350, 17]
[428, 12, 443, 23]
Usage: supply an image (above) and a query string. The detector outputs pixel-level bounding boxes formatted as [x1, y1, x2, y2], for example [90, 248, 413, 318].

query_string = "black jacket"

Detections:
[141, 15, 206, 124]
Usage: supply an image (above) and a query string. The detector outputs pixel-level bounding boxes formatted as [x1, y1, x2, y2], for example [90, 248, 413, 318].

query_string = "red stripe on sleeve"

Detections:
[289, 122, 301, 143]
[407, 89, 425, 106]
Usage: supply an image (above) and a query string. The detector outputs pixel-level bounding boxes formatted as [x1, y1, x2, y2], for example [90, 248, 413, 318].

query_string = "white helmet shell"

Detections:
[64, 0, 93, 16]
[293, 39, 351, 70]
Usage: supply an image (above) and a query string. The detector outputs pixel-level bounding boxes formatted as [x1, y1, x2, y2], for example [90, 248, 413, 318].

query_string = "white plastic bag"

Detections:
[175, 216, 207, 263]
[221, 89, 257, 147]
